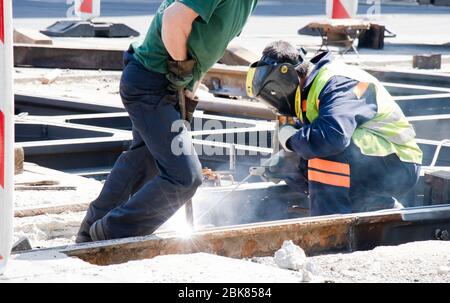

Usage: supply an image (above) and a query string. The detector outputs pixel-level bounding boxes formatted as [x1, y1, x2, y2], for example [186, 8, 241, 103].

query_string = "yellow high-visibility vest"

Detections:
[295, 62, 422, 164]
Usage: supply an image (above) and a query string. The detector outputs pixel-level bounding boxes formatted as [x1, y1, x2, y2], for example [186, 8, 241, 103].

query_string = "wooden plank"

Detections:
[14, 147, 24, 175]
[14, 203, 89, 218]
[14, 44, 124, 70]
[15, 185, 77, 191]
[13, 29, 53, 45]
[13, 43, 256, 71]
[307, 19, 371, 31]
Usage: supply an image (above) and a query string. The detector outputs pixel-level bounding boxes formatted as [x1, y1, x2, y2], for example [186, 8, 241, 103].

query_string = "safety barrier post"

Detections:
[0, 0, 14, 275]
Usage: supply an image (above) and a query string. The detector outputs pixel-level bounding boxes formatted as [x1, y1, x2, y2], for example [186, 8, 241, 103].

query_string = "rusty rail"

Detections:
[47, 205, 450, 266]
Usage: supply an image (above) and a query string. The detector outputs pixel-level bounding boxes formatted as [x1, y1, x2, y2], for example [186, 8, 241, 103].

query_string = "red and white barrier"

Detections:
[76, 0, 101, 21]
[0, 0, 14, 275]
[326, 0, 358, 19]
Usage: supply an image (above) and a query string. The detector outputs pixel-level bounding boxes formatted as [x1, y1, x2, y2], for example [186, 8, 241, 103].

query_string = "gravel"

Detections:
[252, 241, 450, 283]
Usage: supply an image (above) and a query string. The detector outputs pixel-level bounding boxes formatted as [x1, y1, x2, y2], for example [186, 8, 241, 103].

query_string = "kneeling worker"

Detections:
[247, 41, 422, 216]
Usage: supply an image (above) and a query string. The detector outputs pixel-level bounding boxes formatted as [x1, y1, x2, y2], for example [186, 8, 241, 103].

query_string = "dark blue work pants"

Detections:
[305, 143, 420, 216]
[82, 50, 202, 239]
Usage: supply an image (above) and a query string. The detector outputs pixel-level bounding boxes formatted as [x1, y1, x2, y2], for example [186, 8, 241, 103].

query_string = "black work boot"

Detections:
[75, 206, 102, 243]
[89, 219, 108, 242]
[75, 216, 93, 243]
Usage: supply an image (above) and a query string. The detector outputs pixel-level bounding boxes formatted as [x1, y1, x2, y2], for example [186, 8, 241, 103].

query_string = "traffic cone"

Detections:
[77, 0, 101, 20]
[326, 0, 358, 19]
[79, 0, 93, 14]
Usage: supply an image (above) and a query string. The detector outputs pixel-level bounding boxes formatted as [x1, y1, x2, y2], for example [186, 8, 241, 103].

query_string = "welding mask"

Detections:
[246, 49, 306, 117]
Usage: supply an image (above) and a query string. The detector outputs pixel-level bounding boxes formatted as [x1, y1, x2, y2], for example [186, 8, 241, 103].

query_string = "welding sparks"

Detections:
[159, 205, 195, 238]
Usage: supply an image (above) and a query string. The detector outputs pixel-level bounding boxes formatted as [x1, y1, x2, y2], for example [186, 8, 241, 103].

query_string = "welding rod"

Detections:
[185, 199, 194, 228]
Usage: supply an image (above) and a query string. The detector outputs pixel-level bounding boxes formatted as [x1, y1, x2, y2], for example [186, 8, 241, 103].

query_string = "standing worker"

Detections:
[76, 0, 258, 242]
[247, 41, 422, 216]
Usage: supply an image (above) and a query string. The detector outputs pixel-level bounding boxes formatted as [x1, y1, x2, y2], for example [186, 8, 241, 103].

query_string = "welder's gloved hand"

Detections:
[166, 59, 196, 91]
[259, 150, 301, 184]
[259, 152, 284, 184]
[278, 125, 298, 152]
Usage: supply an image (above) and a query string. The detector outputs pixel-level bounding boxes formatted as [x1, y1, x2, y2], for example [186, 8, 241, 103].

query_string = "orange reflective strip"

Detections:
[353, 82, 369, 99]
[316, 99, 320, 108]
[308, 170, 350, 188]
[301, 99, 307, 112]
[309, 158, 350, 175]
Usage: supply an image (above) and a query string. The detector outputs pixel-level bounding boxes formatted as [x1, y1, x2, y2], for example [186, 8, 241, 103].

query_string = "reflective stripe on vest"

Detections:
[297, 61, 422, 164]
[360, 104, 416, 145]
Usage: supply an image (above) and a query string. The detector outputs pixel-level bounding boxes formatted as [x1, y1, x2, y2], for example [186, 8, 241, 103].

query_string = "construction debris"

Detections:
[274, 240, 307, 271]
[40, 69, 62, 85]
[11, 237, 32, 253]
[202, 168, 235, 187]
[14, 163, 102, 216]
[413, 54, 442, 70]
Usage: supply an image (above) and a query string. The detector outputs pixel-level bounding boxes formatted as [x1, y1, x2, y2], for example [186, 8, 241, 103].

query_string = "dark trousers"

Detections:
[82, 50, 202, 239]
[305, 143, 420, 216]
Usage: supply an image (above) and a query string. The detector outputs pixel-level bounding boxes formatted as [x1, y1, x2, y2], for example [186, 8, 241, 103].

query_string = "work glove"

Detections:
[278, 125, 298, 152]
[166, 59, 196, 91]
[259, 150, 298, 182]
[255, 150, 308, 195]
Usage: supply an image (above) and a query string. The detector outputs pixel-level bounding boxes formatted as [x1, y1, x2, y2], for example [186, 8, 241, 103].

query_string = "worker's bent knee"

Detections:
[176, 168, 203, 192]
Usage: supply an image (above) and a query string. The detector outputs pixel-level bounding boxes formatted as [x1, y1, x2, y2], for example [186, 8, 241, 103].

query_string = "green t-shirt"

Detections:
[132, 0, 258, 91]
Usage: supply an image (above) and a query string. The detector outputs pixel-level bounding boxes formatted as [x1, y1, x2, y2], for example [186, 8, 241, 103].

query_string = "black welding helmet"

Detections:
[246, 48, 307, 116]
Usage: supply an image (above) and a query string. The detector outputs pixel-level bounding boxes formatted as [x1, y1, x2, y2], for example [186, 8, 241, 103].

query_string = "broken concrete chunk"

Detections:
[41, 69, 62, 84]
[274, 240, 307, 271]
